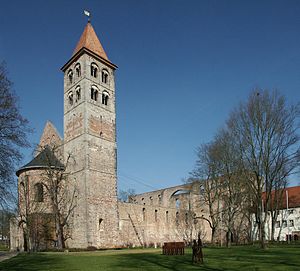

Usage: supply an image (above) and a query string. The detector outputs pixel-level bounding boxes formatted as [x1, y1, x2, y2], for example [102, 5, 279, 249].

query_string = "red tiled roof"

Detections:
[73, 22, 108, 60]
[263, 186, 300, 209]
[284, 186, 300, 208]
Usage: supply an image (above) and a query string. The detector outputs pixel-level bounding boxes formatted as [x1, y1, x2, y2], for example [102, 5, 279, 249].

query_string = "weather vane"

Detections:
[84, 10, 91, 22]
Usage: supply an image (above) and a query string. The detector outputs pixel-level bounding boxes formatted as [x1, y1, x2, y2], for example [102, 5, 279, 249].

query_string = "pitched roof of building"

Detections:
[283, 186, 300, 208]
[16, 146, 64, 176]
[73, 22, 108, 61]
[39, 121, 63, 150]
[263, 186, 300, 209]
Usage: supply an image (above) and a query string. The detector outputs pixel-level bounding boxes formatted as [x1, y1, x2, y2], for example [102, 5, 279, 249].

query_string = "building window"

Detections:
[91, 86, 98, 101]
[34, 183, 44, 202]
[158, 194, 162, 205]
[149, 196, 153, 205]
[75, 63, 81, 77]
[142, 208, 146, 221]
[102, 91, 109, 106]
[282, 220, 287, 228]
[75, 86, 81, 102]
[166, 211, 169, 223]
[68, 69, 73, 84]
[289, 220, 294, 227]
[175, 211, 179, 225]
[102, 69, 108, 83]
[68, 91, 73, 106]
[288, 209, 294, 215]
[185, 213, 188, 224]
[175, 198, 180, 209]
[99, 218, 103, 227]
[155, 210, 158, 222]
[91, 63, 98, 78]
[276, 221, 280, 228]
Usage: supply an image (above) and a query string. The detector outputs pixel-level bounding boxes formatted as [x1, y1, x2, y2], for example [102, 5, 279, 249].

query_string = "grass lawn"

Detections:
[0, 245, 299, 271]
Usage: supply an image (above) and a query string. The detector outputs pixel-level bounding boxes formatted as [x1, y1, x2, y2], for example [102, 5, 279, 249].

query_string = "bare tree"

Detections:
[268, 183, 287, 241]
[227, 89, 300, 248]
[0, 62, 31, 207]
[176, 210, 207, 245]
[213, 130, 247, 247]
[39, 145, 77, 250]
[18, 174, 50, 252]
[17, 144, 77, 251]
[190, 143, 223, 243]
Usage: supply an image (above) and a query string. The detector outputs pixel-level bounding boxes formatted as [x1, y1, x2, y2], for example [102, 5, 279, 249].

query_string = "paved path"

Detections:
[0, 251, 18, 262]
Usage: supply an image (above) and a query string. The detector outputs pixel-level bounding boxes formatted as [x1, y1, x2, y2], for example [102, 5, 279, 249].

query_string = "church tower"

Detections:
[61, 21, 119, 248]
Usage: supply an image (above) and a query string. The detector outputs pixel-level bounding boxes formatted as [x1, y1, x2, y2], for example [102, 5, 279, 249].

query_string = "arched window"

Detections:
[91, 63, 98, 78]
[91, 86, 99, 101]
[68, 69, 73, 84]
[102, 91, 109, 105]
[75, 86, 81, 102]
[175, 198, 180, 209]
[68, 91, 73, 106]
[158, 194, 162, 205]
[166, 211, 169, 223]
[99, 218, 103, 228]
[34, 183, 44, 202]
[175, 211, 179, 225]
[75, 63, 81, 77]
[155, 209, 158, 222]
[142, 208, 146, 221]
[101, 69, 108, 84]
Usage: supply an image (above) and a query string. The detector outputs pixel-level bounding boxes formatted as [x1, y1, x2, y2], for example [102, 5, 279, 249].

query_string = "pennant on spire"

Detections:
[73, 22, 109, 61]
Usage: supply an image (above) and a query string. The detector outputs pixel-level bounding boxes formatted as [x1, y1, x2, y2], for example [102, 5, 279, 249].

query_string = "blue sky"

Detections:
[1, 0, 300, 192]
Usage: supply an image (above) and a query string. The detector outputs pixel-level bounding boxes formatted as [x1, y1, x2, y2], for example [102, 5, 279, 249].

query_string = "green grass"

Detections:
[0, 245, 300, 271]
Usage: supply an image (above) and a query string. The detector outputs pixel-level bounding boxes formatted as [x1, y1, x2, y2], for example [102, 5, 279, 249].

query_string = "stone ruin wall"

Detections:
[119, 182, 211, 247]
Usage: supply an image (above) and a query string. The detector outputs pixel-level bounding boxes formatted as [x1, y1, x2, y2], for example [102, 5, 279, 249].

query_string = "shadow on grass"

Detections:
[205, 246, 300, 270]
[0, 246, 299, 271]
[103, 251, 222, 271]
[0, 253, 65, 271]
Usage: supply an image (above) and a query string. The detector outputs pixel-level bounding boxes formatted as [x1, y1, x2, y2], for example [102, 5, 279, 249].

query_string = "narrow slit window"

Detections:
[68, 70, 73, 84]
[34, 183, 44, 202]
[102, 92, 109, 106]
[158, 194, 162, 205]
[75, 86, 81, 102]
[91, 63, 98, 78]
[175, 211, 179, 225]
[102, 69, 108, 84]
[155, 210, 158, 222]
[91, 86, 98, 101]
[68, 91, 73, 106]
[75, 63, 81, 77]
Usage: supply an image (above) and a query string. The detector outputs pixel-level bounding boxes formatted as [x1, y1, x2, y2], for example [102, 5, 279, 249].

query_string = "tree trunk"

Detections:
[271, 219, 276, 242]
[226, 231, 232, 248]
[211, 227, 216, 244]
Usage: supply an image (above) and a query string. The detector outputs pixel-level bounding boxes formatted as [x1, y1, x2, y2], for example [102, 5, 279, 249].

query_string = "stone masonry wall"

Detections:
[119, 182, 211, 247]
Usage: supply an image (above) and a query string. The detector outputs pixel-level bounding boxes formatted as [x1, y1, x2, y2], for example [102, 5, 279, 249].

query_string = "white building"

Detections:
[253, 186, 300, 241]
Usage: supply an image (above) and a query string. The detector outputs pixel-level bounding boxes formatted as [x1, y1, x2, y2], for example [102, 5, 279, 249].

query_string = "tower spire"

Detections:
[72, 20, 109, 60]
